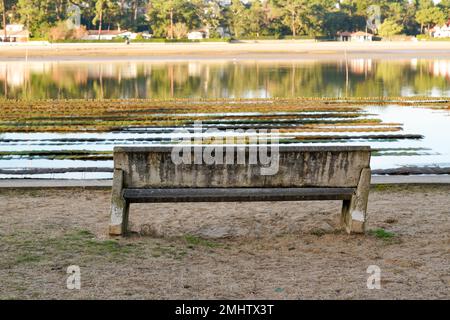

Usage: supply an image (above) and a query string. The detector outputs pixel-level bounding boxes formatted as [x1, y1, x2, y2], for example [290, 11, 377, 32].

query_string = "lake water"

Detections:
[1, 59, 450, 179]
[2, 59, 450, 99]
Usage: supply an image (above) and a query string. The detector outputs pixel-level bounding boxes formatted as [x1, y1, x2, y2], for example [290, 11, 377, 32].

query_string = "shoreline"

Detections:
[3, 41, 450, 61]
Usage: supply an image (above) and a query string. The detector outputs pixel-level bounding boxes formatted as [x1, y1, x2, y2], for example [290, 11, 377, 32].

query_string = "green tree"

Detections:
[146, 0, 195, 39]
[93, 0, 119, 39]
[403, 0, 420, 35]
[378, 19, 403, 38]
[172, 21, 187, 39]
[228, 0, 247, 38]
[280, 0, 334, 37]
[385, 1, 406, 25]
[416, 7, 446, 33]
[1, 0, 8, 39]
[418, 0, 433, 10]
[2, 0, 440, 40]
[324, 11, 351, 36]
[280, 0, 305, 37]
[248, 0, 264, 37]
[306, 0, 335, 36]
[17, 0, 53, 37]
[260, 0, 284, 36]
[338, 0, 366, 31]
[193, 0, 225, 37]
[438, 0, 450, 20]
[93, 0, 105, 38]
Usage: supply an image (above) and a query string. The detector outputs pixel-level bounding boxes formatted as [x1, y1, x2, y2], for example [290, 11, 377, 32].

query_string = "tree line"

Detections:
[1, 0, 450, 40]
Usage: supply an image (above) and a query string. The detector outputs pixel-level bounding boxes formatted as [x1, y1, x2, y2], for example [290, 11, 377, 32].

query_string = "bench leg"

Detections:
[341, 167, 371, 234]
[109, 169, 129, 236]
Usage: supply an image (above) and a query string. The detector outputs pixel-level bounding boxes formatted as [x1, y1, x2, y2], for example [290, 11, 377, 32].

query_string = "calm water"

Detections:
[1, 59, 450, 179]
[2, 59, 450, 99]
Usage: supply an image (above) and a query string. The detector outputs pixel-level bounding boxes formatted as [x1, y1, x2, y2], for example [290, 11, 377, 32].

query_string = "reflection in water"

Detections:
[431, 60, 450, 79]
[2, 59, 450, 99]
[349, 59, 372, 75]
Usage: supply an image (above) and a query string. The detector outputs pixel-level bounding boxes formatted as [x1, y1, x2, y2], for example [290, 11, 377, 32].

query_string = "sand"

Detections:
[3, 41, 450, 61]
[0, 185, 449, 299]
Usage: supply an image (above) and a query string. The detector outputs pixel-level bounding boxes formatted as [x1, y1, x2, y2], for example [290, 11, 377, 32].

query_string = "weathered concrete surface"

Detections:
[109, 146, 371, 235]
[109, 169, 129, 236]
[1, 175, 450, 188]
[114, 146, 371, 188]
[341, 168, 371, 233]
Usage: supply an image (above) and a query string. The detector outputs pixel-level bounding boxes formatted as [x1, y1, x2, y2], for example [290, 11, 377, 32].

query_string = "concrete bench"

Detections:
[109, 146, 371, 236]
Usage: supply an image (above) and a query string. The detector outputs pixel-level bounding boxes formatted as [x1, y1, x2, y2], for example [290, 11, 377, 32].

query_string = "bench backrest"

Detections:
[113, 146, 371, 188]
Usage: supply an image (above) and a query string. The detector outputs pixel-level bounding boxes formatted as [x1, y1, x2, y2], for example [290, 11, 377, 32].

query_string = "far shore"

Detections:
[3, 40, 450, 61]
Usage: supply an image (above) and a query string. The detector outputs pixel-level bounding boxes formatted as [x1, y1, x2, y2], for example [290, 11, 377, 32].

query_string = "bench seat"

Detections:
[123, 187, 355, 203]
[109, 146, 371, 236]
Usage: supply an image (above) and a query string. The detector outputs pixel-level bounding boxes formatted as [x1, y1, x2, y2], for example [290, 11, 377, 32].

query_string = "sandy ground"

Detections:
[3, 41, 450, 61]
[0, 185, 448, 299]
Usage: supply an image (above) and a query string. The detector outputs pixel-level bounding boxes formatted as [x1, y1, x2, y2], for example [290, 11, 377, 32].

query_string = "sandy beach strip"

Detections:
[3, 41, 450, 61]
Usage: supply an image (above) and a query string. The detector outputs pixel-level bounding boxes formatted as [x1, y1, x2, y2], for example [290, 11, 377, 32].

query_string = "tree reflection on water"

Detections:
[1, 59, 450, 99]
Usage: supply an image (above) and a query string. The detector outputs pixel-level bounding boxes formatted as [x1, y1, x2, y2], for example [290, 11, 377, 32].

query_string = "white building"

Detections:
[141, 31, 153, 39]
[0, 24, 29, 42]
[187, 31, 204, 40]
[431, 24, 450, 38]
[336, 31, 373, 42]
[82, 30, 137, 41]
[351, 31, 373, 42]
[187, 28, 209, 40]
